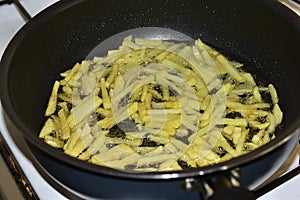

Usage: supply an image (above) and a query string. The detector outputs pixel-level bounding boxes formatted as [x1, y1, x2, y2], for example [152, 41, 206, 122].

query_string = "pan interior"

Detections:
[36, 25, 298, 174]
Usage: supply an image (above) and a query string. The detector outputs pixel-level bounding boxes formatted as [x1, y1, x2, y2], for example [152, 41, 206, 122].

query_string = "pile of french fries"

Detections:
[39, 36, 283, 172]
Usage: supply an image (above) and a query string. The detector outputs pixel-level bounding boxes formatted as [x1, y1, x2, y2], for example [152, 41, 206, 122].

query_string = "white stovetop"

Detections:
[0, 1, 299, 199]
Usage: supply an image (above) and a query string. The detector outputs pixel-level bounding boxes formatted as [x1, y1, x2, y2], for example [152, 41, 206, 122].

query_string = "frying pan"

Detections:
[0, 0, 300, 199]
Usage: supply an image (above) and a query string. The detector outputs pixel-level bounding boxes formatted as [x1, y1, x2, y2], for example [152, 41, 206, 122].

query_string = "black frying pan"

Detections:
[0, 0, 300, 199]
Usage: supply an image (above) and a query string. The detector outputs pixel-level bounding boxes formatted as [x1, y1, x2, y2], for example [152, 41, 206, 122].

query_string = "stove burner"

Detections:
[0, 132, 38, 200]
[0, 0, 31, 21]
[254, 165, 300, 198]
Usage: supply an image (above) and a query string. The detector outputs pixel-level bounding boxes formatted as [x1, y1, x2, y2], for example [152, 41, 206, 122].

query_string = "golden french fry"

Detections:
[39, 36, 283, 172]
[45, 81, 60, 116]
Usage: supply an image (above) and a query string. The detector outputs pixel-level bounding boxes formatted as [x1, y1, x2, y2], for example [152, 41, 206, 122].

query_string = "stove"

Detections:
[0, 0, 299, 199]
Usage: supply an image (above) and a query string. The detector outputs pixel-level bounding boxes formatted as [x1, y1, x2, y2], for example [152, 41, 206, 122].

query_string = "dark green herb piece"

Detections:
[140, 137, 163, 147]
[238, 92, 252, 103]
[177, 160, 192, 170]
[108, 124, 126, 139]
[225, 111, 242, 119]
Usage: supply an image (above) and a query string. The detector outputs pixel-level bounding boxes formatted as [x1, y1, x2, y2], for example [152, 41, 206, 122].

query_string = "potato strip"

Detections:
[39, 36, 283, 172]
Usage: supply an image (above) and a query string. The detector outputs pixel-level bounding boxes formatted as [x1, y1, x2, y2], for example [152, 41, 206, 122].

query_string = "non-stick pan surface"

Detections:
[0, 0, 300, 198]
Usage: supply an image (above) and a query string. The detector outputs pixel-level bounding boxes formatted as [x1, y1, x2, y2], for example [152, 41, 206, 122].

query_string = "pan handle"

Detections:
[182, 152, 300, 200]
[181, 169, 255, 200]
[204, 171, 256, 200]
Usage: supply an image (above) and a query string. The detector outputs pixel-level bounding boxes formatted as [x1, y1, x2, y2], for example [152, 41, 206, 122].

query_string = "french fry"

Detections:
[216, 54, 243, 82]
[58, 109, 70, 140]
[92, 144, 135, 163]
[273, 104, 283, 125]
[39, 36, 283, 172]
[44, 135, 64, 148]
[101, 78, 111, 109]
[105, 153, 141, 170]
[39, 118, 56, 138]
[268, 84, 279, 104]
[136, 153, 180, 167]
[45, 81, 60, 116]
